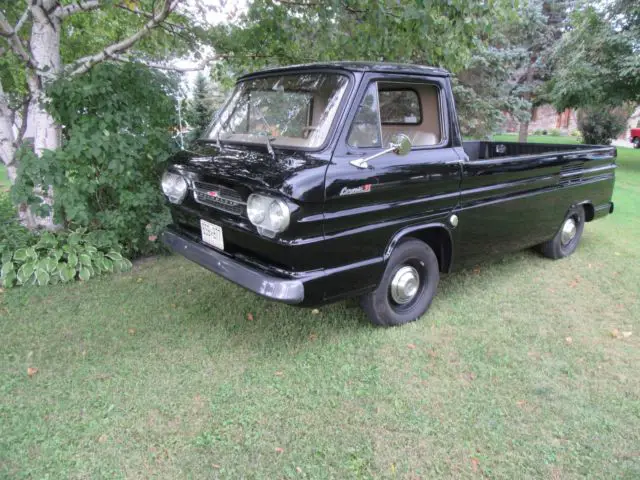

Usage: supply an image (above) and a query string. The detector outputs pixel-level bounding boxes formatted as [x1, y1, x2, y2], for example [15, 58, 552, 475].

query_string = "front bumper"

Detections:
[161, 228, 304, 304]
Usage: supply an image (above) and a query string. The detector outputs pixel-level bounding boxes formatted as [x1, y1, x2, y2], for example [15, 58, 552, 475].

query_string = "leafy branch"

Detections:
[54, 1, 104, 19]
[0, 10, 39, 72]
[69, 0, 180, 76]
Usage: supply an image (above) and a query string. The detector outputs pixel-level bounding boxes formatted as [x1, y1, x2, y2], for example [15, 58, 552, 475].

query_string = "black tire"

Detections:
[538, 206, 585, 259]
[360, 239, 440, 326]
[633, 137, 640, 149]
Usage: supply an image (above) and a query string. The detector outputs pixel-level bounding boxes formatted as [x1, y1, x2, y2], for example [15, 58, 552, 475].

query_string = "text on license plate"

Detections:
[200, 220, 224, 250]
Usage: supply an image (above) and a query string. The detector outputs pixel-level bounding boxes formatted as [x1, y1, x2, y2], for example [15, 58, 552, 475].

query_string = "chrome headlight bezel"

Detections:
[246, 193, 290, 237]
[161, 171, 188, 204]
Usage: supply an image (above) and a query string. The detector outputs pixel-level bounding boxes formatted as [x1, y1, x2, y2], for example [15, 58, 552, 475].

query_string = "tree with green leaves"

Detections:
[548, 1, 640, 110]
[208, 0, 563, 139]
[546, 1, 640, 144]
[185, 73, 215, 141]
[453, 1, 569, 141]
[0, 0, 211, 228]
[209, 0, 502, 75]
[11, 62, 180, 255]
[453, 1, 558, 139]
[507, 1, 569, 142]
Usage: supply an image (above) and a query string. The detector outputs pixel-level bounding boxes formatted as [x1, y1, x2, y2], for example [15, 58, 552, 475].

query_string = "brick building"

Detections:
[504, 104, 578, 134]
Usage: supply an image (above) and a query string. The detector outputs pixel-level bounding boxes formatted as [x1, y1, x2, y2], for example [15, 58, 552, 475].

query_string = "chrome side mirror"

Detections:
[350, 133, 412, 169]
[392, 133, 412, 156]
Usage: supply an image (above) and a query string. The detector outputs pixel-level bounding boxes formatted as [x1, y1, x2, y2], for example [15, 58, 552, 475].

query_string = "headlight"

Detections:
[268, 199, 289, 231]
[161, 172, 188, 204]
[247, 194, 270, 225]
[246, 193, 290, 237]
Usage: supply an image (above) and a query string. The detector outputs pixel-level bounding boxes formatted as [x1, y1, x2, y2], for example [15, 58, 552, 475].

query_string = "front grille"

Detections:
[193, 181, 245, 216]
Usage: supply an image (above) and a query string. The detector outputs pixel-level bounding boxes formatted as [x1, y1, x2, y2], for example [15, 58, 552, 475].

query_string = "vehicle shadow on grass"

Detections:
[168, 247, 549, 352]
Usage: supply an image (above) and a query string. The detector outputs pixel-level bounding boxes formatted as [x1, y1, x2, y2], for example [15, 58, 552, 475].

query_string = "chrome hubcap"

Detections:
[390, 265, 420, 304]
[561, 218, 577, 245]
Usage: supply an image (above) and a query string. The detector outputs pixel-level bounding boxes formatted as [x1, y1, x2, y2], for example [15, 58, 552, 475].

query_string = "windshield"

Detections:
[205, 73, 349, 149]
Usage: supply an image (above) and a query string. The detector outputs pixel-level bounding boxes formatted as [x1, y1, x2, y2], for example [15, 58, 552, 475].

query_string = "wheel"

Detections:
[360, 239, 440, 326]
[538, 206, 585, 259]
[633, 137, 640, 149]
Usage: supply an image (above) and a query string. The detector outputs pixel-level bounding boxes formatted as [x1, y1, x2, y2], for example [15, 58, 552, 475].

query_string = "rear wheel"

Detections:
[633, 137, 640, 149]
[360, 239, 439, 326]
[538, 206, 585, 259]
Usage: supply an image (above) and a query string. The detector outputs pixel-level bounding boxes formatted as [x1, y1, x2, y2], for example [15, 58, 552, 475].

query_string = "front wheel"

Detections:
[633, 137, 640, 149]
[360, 239, 440, 326]
[538, 206, 585, 259]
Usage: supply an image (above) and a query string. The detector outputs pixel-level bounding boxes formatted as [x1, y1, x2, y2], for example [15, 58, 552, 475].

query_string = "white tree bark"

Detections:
[19, 1, 62, 228]
[0, 0, 183, 229]
[0, 81, 17, 181]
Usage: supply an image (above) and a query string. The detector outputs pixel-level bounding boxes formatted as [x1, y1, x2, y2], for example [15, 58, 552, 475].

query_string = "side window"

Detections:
[347, 83, 382, 148]
[379, 90, 421, 124]
[347, 80, 442, 149]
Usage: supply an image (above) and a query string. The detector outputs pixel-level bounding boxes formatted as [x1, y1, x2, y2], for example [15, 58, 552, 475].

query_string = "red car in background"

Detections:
[631, 127, 640, 148]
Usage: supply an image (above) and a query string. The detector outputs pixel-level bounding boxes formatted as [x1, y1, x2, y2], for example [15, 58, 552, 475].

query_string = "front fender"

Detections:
[384, 223, 454, 273]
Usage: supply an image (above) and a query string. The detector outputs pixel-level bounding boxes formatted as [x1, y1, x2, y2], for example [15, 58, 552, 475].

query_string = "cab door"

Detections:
[321, 75, 462, 276]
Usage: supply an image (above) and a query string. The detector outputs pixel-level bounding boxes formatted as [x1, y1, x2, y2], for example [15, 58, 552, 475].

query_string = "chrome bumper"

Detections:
[161, 228, 304, 304]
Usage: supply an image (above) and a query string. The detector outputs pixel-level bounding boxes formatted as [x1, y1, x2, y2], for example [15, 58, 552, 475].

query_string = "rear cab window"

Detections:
[379, 89, 421, 124]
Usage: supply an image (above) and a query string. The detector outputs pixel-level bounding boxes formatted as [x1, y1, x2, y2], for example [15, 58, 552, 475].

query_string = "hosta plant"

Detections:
[1, 228, 132, 288]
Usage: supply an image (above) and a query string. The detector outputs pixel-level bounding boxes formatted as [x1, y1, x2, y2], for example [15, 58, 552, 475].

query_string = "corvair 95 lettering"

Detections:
[161, 62, 616, 326]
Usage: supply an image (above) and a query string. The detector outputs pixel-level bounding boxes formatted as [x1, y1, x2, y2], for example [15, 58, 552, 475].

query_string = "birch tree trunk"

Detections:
[0, 81, 18, 183]
[21, 1, 62, 228]
[0, 0, 180, 229]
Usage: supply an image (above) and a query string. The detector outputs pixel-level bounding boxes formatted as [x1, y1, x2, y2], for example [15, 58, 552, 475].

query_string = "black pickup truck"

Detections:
[161, 62, 616, 326]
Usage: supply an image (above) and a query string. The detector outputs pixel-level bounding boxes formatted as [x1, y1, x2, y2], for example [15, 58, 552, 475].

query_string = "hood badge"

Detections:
[339, 184, 372, 196]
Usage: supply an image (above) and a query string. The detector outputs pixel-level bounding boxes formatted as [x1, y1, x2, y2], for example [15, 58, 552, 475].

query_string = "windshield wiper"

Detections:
[215, 130, 235, 155]
[259, 132, 276, 160]
[216, 130, 224, 151]
[265, 135, 275, 159]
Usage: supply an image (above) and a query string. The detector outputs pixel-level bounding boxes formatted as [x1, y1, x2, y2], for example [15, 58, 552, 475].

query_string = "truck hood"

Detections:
[169, 143, 329, 203]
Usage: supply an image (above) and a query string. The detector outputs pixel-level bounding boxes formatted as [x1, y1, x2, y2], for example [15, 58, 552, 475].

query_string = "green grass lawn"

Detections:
[1, 143, 639, 479]
[492, 133, 580, 145]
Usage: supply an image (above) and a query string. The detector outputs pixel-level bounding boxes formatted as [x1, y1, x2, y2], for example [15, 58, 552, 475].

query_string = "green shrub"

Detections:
[2, 192, 132, 288]
[570, 130, 581, 137]
[12, 62, 178, 256]
[577, 107, 628, 145]
[0, 192, 32, 256]
[1, 227, 132, 288]
[547, 128, 562, 136]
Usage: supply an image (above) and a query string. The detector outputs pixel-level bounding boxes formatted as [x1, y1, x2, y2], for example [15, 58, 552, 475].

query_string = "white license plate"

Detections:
[200, 220, 224, 250]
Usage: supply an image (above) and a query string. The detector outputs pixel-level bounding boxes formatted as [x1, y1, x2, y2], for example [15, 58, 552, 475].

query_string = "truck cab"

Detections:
[161, 62, 616, 326]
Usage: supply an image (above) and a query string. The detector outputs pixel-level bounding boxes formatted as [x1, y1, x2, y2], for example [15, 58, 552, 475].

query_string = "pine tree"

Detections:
[187, 73, 214, 140]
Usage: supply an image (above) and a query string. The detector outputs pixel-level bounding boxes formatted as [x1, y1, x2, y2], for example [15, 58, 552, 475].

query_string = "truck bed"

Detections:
[463, 140, 612, 161]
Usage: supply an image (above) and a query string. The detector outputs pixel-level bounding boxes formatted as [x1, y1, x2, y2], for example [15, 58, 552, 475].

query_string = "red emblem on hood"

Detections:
[207, 191, 218, 197]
